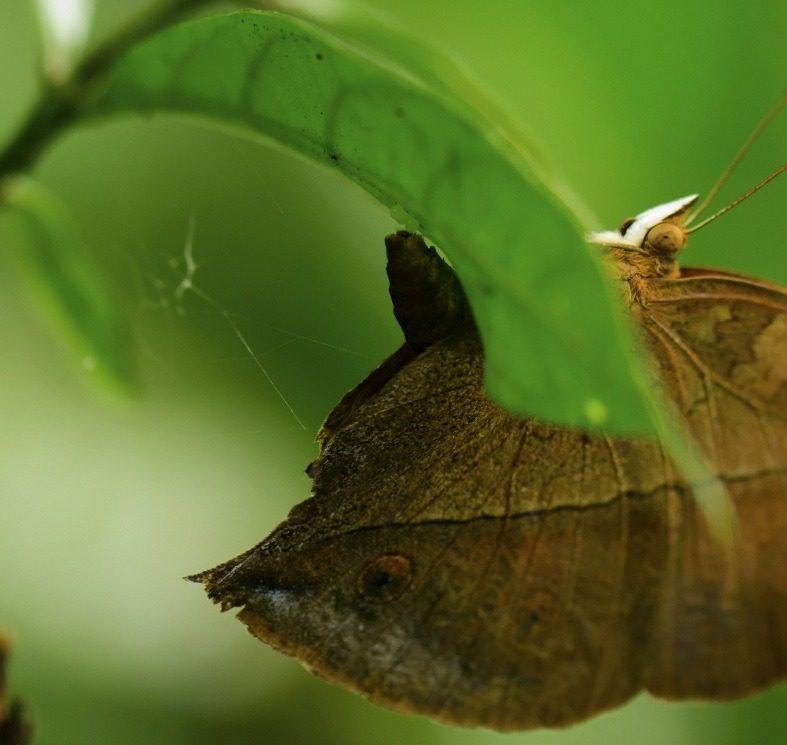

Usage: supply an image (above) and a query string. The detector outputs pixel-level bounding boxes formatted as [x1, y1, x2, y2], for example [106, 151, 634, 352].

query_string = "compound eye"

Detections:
[357, 554, 412, 603]
[644, 222, 686, 253]
[618, 217, 636, 236]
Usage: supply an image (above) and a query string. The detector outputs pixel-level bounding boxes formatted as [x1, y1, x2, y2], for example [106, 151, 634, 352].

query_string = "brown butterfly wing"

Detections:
[197, 238, 787, 730]
[231, 330, 675, 729]
[639, 270, 787, 699]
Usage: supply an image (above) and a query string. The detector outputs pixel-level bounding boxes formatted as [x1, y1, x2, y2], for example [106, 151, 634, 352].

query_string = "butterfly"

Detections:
[191, 123, 787, 731]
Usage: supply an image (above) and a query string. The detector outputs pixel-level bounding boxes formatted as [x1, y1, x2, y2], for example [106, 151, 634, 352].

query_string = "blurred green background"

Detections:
[0, 1, 785, 743]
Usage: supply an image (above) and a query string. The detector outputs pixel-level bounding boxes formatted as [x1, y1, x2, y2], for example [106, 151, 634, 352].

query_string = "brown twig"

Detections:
[0, 635, 31, 745]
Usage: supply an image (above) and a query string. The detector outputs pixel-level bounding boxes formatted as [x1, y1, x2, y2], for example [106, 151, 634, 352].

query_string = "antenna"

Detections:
[685, 91, 786, 227]
[686, 164, 786, 234]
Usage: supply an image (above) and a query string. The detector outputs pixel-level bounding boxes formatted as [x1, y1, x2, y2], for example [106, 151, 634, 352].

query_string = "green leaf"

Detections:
[88, 10, 654, 432]
[2, 177, 136, 395]
[271, 2, 601, 231]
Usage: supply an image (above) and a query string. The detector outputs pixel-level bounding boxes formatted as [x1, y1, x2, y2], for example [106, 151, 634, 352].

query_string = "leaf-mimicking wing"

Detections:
[195, 234, 787, 730]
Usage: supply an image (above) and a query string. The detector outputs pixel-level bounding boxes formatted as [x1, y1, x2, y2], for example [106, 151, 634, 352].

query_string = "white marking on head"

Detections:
[588, 194, 698, 248]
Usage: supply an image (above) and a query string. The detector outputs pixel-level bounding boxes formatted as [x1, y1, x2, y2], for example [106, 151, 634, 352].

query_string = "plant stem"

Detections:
[0, 0, 214, 182]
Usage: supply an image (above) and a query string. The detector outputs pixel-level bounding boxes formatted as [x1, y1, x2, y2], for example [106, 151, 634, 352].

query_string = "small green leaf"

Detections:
[2, 177, 136, 395]
[89, 10, 655, 432]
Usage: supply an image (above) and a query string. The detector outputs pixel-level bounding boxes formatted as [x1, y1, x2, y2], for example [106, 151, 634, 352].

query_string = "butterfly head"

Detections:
[589, 194, 698, 256]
